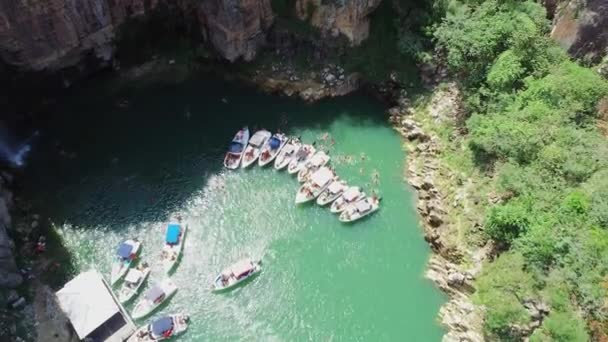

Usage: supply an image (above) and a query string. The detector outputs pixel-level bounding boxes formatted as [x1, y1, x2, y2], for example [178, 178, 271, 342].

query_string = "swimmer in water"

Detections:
[360, 152, 367, 161]
[360, 168, 364, 175]
[371, 169, 380, 185]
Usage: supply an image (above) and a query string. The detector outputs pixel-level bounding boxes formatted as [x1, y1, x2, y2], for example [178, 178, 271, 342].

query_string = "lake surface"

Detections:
[22, 73, 445, 341]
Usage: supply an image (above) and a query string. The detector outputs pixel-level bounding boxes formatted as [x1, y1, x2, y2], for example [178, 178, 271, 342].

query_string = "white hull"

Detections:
[162, 225, 187, 274]
[211, 259, 262, 292]
[316, 180, 347, 206]
[259, 133, 288, 167]
[295, 168, 335, 204]
[118, 265, 151, 304]
[331, 188, 365, 213]
[274, 140, 301, 170]
[242, 130, 271, 168]
[339, 198, 380, 222]
[132, 279, 178, 320]
[297, 151, 330, 183]
[241, 147, 261, 168]
[287, 145, 316, 174]
[111, 240, 141, 286]
[224, 127, 249, 169]
[128, 314, 189, 342]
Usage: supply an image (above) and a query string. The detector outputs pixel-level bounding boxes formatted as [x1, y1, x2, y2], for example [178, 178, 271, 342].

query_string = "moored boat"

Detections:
[287, 144, 316, 174]
[223, 127, 250, 169]
[339, 196, 381, 222]
[132, 278, 178, 320]
[211, 258, 262, 292]
[118, 262, 151, 304]
[161, 223, 187, 274]
[259, 133, 288, 166]
[241, 130, 271, 168]
[110, 239, 141, 286]
[274, 138, 302, 170]
[316, 179, 347, 206]
[297, 151, 330, 183]
[330, 187, 365, 213]
[295, 167, 336, 204]
[128, 314, 189, 342]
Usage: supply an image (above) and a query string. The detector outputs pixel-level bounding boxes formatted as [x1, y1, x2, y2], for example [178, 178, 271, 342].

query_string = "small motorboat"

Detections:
[339, 196, 381, 222]
[287, 144, 316, 174]
[161, 223, 187, 274]
[297, 151, 330, 183]
[259, 133, 288, 166]
[110, 239, 142, 286]
[331, 187, 365, 213]
[132, 278, 178, 320]
[274, 138, 302, 170]
[118, 262, 151, 304]
[128, 314, 189, 342]
[211, 258, 262, 292]
[241, 129, 271, 168]
[224, 127, 250, 169]
[316, 179, 348, 206]
[295, 167, 336, 204]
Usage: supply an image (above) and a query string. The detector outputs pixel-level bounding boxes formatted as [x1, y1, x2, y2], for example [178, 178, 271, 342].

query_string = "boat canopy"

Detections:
[229, 142, 244, 153]
[269, 137, 281, 150]
[165, 224, 181, 244]
[151, 317, 173, 336]
[311, 167, 333, 186]
[249, 130, 270, 147]
[328, 181, 345, 193]
[356, 200, 372, 212]
[343, 187, 361, 201]
[310, 152, 328, 165]
[117, 242, 133, 259]
[124, 269, 143, 284]
[144, 285, 165, 301]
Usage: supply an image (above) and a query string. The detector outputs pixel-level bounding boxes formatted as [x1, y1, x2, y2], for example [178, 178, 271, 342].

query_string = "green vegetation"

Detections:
[396, 0, 608, 339]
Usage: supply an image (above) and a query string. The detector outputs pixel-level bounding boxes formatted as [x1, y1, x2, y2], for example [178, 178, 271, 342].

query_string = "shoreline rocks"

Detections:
[389, 83, 487, 341]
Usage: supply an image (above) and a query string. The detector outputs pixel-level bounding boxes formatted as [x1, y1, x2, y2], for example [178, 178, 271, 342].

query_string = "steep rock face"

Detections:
[294, 0, 381, 45]
[0, 0, 273, 71]
[550, 0, 608, 63]
[199, 0, 274, 61]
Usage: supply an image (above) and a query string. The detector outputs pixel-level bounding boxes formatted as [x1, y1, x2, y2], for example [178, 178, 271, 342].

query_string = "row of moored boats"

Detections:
[224, 127, 381, 222]
[110, 223, 261, 341]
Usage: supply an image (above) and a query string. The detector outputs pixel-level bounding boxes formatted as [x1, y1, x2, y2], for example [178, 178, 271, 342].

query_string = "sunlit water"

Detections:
[22, 74, 445, 341]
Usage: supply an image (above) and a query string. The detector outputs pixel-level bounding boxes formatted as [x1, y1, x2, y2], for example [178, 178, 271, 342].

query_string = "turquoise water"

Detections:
[23, 74, 445, 341]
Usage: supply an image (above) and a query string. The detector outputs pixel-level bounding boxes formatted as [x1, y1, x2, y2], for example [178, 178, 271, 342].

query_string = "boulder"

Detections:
[325, 74, 336, 83]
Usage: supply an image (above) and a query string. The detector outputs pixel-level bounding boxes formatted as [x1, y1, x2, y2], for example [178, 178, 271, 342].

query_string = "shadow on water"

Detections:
[21, 72, 387, 230]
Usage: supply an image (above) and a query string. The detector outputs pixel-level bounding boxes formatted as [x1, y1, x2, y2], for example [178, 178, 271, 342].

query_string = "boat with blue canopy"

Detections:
[110, 239, 142, 286]
[259, 133, 288, 166]
[224, 127, 250, 169]
[128, 314, 189, 341]
[161, 223, 187, 274]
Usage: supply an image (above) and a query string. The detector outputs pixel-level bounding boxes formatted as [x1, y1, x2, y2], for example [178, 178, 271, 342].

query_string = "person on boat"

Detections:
[246, 149, 254, 159]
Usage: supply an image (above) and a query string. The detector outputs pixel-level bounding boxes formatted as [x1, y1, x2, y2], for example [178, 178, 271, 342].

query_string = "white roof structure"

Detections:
[309, 151, 329, 166]
[344, 187, 361, 201]
[124, 269, 143, 284]
[356, 200, 372, 212]
[311, 167, 333, 186]
[328, 181, 345, 193]
[249, 130, 271, 146]
[56, 270, 135, 342]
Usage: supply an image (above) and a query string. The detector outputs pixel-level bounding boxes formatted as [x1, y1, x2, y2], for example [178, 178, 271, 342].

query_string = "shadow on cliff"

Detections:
[19, 72, 387, 230]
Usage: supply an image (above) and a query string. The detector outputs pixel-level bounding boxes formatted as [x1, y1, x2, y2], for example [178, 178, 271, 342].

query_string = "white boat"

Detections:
[211, 258, 262, 292]
[287, 144, 316, 174]
[339, 196, 381, 222]
[117, 262, 151, 304]
[132, 278, 178, 320]
[330, 187, 365, 213]
[295, 167, 336, 204]
[110, 239, 142, 286]
[128, 314, 189, 342]
[241, 129, 271, 168]
[297, 151, 330, 183]
[223, 127, 250, 169]
[316, 179, 348, 206]
[259, 133, 288, 167]
[274, 138, 302, 170]
[161, 223, 187, 274]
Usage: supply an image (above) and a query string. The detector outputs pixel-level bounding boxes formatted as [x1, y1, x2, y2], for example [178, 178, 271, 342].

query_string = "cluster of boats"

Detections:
[110, 223, 261, 341]
[224, 127, 381, 222]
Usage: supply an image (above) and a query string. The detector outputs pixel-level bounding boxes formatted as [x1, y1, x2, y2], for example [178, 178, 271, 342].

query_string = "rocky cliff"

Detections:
[0, 0, 274, 71]
[550, 0, 608, 63]
[294, 0, 381, 45]
[0, 172, 22, 290]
